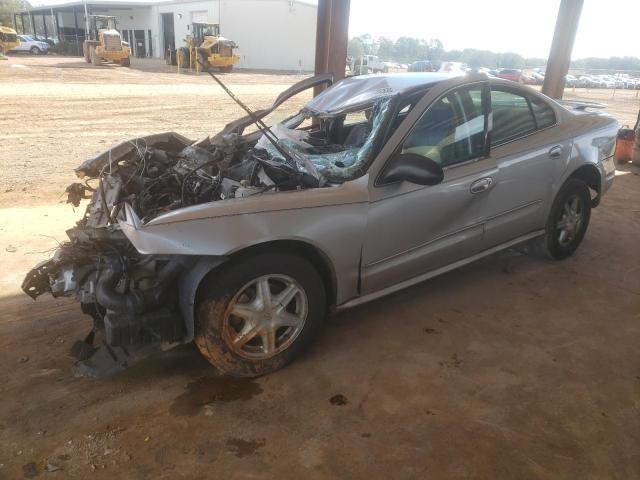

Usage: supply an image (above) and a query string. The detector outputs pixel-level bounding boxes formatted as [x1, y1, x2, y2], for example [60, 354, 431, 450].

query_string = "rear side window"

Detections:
[529, 96, 556, 129]
[490, 89, 536, 146]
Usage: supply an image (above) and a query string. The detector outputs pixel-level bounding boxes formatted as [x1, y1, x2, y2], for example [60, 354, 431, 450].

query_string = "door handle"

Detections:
[549, 145, 563, 159]
[470, 177, 493, 194]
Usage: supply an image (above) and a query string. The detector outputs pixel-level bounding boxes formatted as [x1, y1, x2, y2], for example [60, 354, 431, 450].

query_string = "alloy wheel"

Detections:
[556, 194, 584, 246]
[222, 274, 308, 360]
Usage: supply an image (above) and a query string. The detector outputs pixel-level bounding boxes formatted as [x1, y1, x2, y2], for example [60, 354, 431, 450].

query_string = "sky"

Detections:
[25, 0, 639, 60]
[348, 0, 640, 59]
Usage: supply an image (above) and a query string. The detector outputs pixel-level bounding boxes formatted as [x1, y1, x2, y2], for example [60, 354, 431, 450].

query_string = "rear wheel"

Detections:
[529, 178, 592, 260]
[195, 253, 326, 377]
[30, 46, 40, 55]
[90, 47, 101, 66]
[219, 65, 232, 73]
[197, 49, 209, 71]
[120, 56, 130, 67]
[178, 47, 189, 69]
[165, 50, 175, 65]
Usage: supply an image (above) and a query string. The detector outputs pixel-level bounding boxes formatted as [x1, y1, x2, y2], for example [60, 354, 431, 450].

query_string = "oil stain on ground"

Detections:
[170, 376, 263, 416]
[329, 394, 348, 406]
[226, 438, 266, 458]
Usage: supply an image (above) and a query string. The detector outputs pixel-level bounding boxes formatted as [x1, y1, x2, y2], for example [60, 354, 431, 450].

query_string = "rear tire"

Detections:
[30, 46, 40, 55]
[528, 178, 591, 260]
[178, 47, 189, 69]
[120, 56, 130, 67]
[195, 252, 326, 377]
[197, 48, 209, 71]
[165, 50, 175, 65]
[90, 47, 100, 66]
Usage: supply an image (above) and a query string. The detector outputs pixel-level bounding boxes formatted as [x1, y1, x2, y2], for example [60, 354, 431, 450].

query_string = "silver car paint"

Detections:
[118, 74, 617, 335]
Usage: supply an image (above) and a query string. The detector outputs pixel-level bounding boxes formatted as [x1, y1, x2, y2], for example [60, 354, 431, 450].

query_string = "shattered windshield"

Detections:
[256, 97, 392, 182]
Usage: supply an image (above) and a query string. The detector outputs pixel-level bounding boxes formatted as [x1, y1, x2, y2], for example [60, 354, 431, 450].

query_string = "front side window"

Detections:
[402, 85, 486, 168]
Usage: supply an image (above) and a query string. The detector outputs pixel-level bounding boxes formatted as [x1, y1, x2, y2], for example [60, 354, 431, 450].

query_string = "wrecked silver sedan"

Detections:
[23, 73, 617, 377]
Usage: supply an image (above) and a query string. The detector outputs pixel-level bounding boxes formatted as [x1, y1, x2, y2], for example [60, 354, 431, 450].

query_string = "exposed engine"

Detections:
[65, 131, 324, 226]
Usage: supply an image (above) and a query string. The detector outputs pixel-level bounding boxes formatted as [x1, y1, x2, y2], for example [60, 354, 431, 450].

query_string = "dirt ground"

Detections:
[1, 56, 639, 479]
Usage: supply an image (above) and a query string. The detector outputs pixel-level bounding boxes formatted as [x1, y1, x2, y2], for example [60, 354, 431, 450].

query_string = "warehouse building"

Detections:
[14, 0, 318, 71]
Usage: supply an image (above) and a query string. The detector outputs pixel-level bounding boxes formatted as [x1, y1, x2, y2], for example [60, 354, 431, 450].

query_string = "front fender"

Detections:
[118, 177, 369, 306]
[178, 256, 227, 342]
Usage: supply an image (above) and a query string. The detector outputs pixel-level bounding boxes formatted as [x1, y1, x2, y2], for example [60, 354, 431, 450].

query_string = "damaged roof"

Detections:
[305, 72, 460, 116]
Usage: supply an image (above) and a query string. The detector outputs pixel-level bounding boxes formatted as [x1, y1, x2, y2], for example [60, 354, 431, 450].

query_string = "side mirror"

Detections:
[382, 152, 444, 186]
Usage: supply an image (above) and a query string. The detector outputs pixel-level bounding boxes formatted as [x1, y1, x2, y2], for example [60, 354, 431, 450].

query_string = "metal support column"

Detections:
[53, 9, 61, 41]
[314, 0, 350, 97]
[43, 14, 48, 39]
[542, 0, 584, 99]
[73, 6, 80, 55]
[83, 0, 90, 40]
[30, 12, 36, 36]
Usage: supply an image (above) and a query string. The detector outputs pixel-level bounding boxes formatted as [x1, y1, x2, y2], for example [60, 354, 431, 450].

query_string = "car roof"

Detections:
[305, 72, 460, 116]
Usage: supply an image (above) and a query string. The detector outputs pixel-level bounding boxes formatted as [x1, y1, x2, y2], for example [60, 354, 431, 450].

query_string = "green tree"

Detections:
[347, 37, 365, 59]
[497, 52, 524, 68]
[347, 33, 640, 73]
[377, 36, 394, 61]
[0, 0, 27, 26]
[426, 38, 444, 63]
[393, 36, 421, 63]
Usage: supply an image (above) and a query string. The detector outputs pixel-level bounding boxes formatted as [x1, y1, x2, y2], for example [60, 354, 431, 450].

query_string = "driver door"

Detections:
[361, 82, 497, 295]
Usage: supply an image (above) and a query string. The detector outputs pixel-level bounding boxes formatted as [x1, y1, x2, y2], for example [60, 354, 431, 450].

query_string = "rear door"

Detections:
[482, 85, 570, 246]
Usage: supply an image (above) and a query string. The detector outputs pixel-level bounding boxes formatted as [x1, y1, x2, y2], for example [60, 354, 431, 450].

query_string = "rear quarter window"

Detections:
[529, 96, 556, 129]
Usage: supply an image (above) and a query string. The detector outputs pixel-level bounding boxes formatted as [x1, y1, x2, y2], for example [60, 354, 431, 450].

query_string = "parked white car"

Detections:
[438, 61, 468, 76]
[9, 35, 49, 55]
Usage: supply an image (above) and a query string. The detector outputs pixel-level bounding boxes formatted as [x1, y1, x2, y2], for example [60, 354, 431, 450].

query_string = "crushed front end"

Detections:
[20, 129, 316, 377]
[22, 72, 394, 377]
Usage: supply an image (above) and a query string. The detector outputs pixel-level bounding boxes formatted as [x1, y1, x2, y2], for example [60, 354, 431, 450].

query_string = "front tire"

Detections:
[195, 253, 326, 377]
[529, 178, 592, 260]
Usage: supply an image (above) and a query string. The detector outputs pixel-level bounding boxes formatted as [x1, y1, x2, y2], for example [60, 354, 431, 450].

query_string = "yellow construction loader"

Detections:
[83, 15, 131, 66]
[170, 23, 240, 72]
[0, 25, 20, 59]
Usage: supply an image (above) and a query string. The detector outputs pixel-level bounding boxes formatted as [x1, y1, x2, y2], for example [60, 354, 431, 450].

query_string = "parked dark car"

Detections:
[408, 60, 434, 72]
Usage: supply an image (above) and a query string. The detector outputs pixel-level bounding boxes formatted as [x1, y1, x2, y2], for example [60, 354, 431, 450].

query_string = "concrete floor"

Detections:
[1, 55, 640, 479]
[0, 166, 638, 479]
